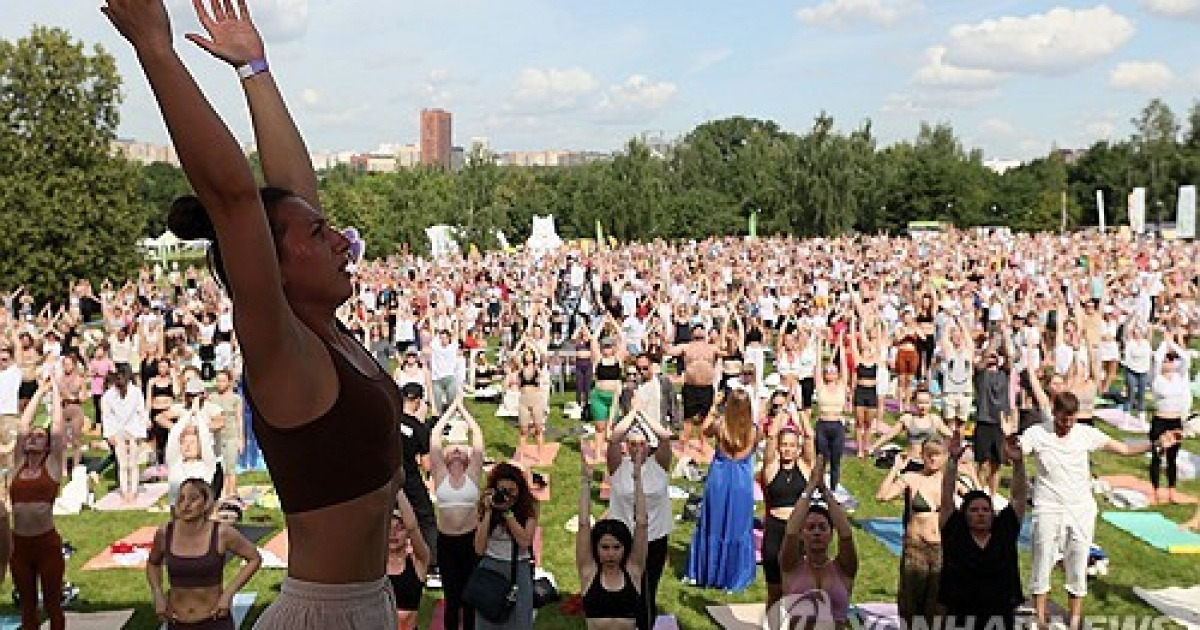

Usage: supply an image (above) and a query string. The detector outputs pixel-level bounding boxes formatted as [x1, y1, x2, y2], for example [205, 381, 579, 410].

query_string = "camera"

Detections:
[491, 488, 511, 508]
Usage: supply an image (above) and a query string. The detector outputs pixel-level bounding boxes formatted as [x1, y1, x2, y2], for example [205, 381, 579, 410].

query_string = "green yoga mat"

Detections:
[1101, 512, 1200, 553]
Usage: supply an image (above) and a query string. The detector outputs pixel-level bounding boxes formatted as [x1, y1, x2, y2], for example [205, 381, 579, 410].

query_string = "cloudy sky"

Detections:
[8, 1, 1200, 159]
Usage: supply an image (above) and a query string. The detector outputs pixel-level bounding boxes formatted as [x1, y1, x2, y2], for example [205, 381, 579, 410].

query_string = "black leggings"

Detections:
[92, 393, 104, 428]
[1150, 416, 1183, 489]
[814, 420, 846, 490]
[437, 529, 479, 630]
[637, 535, 669, 630]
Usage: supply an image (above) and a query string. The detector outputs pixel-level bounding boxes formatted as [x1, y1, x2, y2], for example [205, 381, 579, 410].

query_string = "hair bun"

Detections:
[167, 195, 217, 241]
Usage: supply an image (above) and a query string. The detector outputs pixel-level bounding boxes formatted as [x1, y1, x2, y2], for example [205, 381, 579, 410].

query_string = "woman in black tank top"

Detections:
[577, 452, 648, 628]
[759, 413, 812, 616]
[388, 493, 430, 629]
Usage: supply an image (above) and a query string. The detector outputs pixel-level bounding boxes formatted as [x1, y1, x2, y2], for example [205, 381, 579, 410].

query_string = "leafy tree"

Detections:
[0, 27, 150, 303]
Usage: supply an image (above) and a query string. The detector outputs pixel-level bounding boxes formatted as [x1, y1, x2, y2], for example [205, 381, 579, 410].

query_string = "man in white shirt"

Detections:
[0, 346, 22, 475]
[1022, 373, 1181, 629]
[101, 369, 148, 504]
[428, 327, 460, 416]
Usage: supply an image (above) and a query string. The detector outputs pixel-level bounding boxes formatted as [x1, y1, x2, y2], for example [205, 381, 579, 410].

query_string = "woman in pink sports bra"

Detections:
[777, 456, 858, 629]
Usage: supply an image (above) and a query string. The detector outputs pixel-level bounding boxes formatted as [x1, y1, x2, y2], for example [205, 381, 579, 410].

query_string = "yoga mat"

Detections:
[82, 526, 159, 570]
[159, 592, 257, 630]
[1101, 512, 1200, 553]
[1095, 408, 1151, 432]
[92, 482, 169, 512]
[36, 609, 134, 630]
[1134, 585, 1200, 629]
[260, 529, 289, 569]
[513, 442, 560, 467]
[1101, 475, 1198, 503]
[232, 524, 275, 546]
[653, 614, 680, 629]
[860, 517, 1032, 556]
[855, 602, 901, 630]
[707, 603, 766, 629]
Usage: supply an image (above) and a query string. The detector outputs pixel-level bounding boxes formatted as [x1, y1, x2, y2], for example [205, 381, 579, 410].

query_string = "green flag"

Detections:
[748, 211, 758, 239]
[596, 219, 605, 250]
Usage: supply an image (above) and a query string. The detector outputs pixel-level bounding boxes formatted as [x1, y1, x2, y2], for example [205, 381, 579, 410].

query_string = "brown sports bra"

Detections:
[246, 336, 404, 514]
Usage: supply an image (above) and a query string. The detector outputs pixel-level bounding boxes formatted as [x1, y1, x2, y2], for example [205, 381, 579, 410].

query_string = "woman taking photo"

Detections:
[778, 456, 858, 629]
[473, 462, 539, 629]
[759, 402, 812, 618]
[104, 1, 407, 626]
[579, 442, 648, 630]
[147, 477, 262, 629]
[11, 379, 66, 630]
[431, 398, 485, 630]
[607, 406, 674, 629]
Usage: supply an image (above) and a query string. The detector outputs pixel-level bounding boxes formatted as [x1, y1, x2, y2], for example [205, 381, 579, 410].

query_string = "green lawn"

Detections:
[15, 390, 1200, 629]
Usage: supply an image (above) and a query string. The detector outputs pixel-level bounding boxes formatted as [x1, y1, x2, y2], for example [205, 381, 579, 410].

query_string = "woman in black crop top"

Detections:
[578, 450, 648, 629]
[514, 349, 548, 462]
[146, 357, 178, 468]
[759, 402, 813, 618]
[110, 3, 407, 627]
[387, 492, 430, 630]
[147, 479, 261, 630]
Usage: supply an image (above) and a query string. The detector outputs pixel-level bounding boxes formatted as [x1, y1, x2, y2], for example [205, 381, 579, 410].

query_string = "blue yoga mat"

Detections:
[1101, 511, 1200, 553]
[860, 517, 1033, 556]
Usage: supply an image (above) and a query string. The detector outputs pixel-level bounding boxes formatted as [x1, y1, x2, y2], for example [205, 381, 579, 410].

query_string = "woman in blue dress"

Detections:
[684, 387, 758, 591]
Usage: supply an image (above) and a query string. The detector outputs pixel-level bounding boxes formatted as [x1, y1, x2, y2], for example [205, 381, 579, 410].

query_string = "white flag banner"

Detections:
[1096, 190, 1106, 232]
[1129, 187, 1146, 234]
[1177, 185, 1196, 239]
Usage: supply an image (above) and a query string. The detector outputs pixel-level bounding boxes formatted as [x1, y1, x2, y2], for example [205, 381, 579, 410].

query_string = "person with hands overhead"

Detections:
[777, 455, 858, 629]
[147, 478, 262, 630]
[1021, 344, 1181, 630]
[579, 439, 648, 629]
[102, 1, 406, 627]
[473, 462, 538, 628]
[10, 378, 68, 630]
[937, 427, 1026, 630]
[431, 396, 485, 630]
[387, 492, 431, 630]
[759, 402, 813, 621]
[606, 406, 673, 630]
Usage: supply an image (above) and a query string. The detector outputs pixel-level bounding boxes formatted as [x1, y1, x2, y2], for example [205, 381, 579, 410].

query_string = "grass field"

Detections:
[12, 388, 1200, 629]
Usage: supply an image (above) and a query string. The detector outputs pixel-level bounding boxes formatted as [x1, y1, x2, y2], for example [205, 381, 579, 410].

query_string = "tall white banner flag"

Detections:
[1177, 185, 1196, 239]
[1096, 190, 1106, 232]
[1129, 187, 1146, 234]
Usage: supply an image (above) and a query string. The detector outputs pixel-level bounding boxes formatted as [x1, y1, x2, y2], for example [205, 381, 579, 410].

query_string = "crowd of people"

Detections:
[0, 0, 1193, 628]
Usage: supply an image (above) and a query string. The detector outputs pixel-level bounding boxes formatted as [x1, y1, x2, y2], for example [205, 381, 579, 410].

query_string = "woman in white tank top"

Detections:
[429, 399, 485, 629]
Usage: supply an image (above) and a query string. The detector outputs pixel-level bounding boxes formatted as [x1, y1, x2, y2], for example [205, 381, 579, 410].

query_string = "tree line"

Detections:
[3, 27, 1199, 301]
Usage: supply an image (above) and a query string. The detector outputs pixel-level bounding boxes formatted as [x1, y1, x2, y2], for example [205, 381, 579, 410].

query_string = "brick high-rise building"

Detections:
[420, 108, 453, 169]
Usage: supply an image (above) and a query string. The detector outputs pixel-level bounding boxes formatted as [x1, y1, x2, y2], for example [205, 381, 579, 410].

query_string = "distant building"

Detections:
[499, 150, 604, 167]
[1054, 148, 1086, 166]
[112, 139, 179, 166]
[420, 109, 453, 169]
[310, 151, 356, 170]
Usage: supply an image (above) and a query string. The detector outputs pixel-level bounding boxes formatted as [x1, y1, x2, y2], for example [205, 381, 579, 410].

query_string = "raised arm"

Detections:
[575, 454, 595, 576]
[429, 404, 455, 481]
[627, 454, 649, 579]
[607, 410, 639, 475]
[780, 456, 823, 573]
[940, 428, 965, 528]
[187, 0, 320, 208]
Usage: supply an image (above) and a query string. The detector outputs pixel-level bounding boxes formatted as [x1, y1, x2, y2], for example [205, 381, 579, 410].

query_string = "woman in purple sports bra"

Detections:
[777, 456, 858, 630]
[147, 478, 261, 629]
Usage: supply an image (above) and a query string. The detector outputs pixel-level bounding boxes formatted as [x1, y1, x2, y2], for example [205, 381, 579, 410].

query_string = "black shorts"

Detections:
[853, 385, 878, 408]
[973, 423, 1005, 464]
[682, 384, 715, 420]
[798, 377, 815, 410]
[18, 380, 36, 400]
[389, 570, 423, 611]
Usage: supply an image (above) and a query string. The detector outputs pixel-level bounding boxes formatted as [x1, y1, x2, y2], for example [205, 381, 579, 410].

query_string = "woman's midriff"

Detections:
[768, 506, 795, 521]
[12, 503, 54, 537]
[169, 585, 223, 624]
[904, 513, 941, 546]
[437, 505, 477, 536]
[595, 380, 621, 393]
[284, 479, 398, 583]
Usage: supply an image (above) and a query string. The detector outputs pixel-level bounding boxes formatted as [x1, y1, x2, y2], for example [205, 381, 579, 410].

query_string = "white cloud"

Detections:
[595, 75, 678, 116]
[1084, 115, 1118, 139]
[981, 117, 1016, 136]
[914, 46, 1004, 89]
[1109, 60, 1176, 91]
[690, 47, 734, 74]
[942, 6, 1134, 76]
[796, 0, 919, 26]
[1141, 0, 1200, 19]
[881, 93, 927, 114]
[301, 88, 322, 106]
[511, 67, 599, 111]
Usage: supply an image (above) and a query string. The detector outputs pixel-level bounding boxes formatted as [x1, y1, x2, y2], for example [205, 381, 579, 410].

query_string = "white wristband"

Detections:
[237, 58, 269, 80]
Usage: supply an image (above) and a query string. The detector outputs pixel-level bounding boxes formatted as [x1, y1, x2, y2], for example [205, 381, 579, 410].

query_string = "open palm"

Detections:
[187, 0, 264, 66]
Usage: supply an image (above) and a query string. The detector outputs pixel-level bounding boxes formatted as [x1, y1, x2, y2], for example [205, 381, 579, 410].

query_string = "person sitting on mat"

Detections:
[431, 397, 485, 630]
[388, 492, 431, 630]
[10, 378, 67, 630]
[579, 440, 648, 630]
[778, 455, 858, 629]
[147, 477, 262, 630]
[102, 1, 407, 626]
